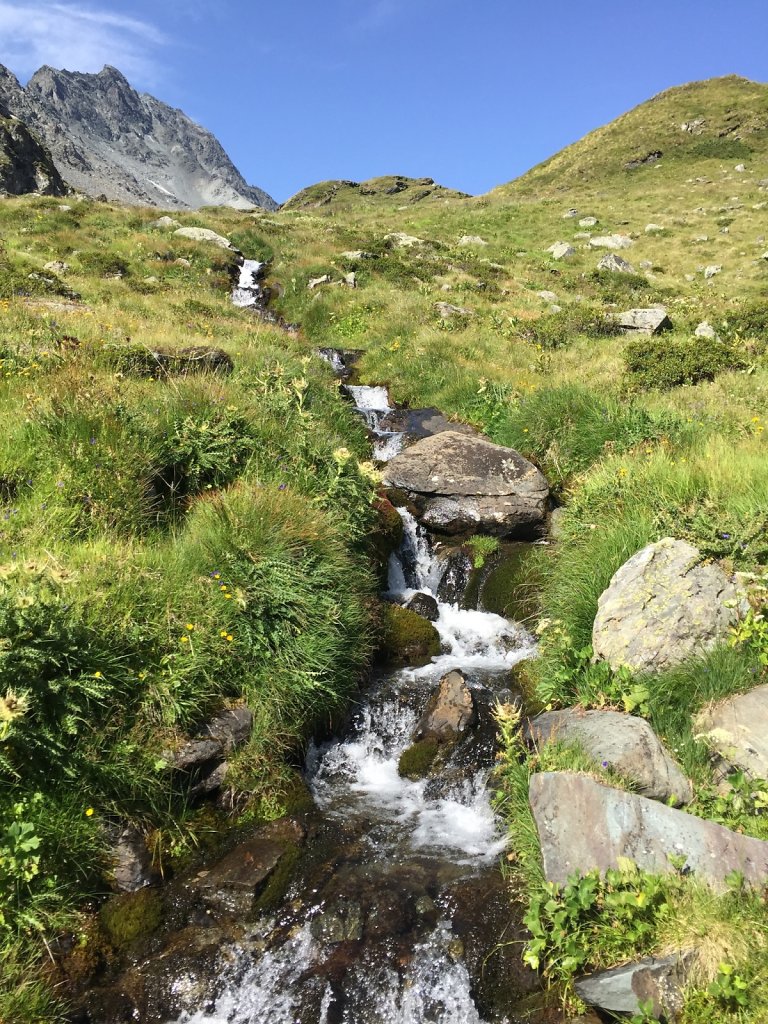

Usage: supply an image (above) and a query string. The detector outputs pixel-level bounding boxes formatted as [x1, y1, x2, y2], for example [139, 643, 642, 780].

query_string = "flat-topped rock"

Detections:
[589, 234, 634, 250]
[525, 709, 692, 805]
[530, 772, 768, 891]
[617, 307, 672, 334]
[695, 684, 768, 779]
[592, 538, 745, 674]
[382, 431, 549, 537]
[173, 227, 240, 252]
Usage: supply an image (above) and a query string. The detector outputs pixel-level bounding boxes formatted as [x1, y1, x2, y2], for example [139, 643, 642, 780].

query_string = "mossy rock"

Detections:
[479, 544, 539, 623]
[368, 495, 405, 576]
[99, 888, 163, 949]
[254, 841, 302, 913]
[398, 738, 439, 780]
[378, 603, 441, 667]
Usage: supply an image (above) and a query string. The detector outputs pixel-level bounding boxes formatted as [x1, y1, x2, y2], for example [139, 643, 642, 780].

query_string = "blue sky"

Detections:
[0, 0, 766, 203]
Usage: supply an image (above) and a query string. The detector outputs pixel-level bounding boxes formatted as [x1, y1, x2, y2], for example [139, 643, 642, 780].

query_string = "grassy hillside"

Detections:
[1, 73, 768, 1022]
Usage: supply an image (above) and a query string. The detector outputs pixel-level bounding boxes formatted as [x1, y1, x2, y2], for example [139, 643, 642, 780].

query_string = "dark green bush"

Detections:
[624, 335, 745, 390]
[519, 303, 617, 350]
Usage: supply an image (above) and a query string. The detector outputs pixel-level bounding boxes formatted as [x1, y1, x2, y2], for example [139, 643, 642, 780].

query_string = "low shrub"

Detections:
[518, 303, 617, 350]
[624, 335, 745, 390]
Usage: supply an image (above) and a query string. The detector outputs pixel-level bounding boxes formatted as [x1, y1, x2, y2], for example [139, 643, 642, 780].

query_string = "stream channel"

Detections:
[151, 301, 544, 1020]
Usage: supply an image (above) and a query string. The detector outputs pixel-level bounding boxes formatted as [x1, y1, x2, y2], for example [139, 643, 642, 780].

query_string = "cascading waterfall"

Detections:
[168, 383, 537, 1024]
[231, 259, 265, 308]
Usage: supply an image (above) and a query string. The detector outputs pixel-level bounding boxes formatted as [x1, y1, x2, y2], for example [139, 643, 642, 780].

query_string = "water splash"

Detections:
[231, 259, 265, 308]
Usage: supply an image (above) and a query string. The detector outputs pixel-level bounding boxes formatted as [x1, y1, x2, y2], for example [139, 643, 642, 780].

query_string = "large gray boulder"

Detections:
[174, 226, 240, 251]
[547, 241, 576, 260]
[525, 709, 692, 804]
[617, 307, 672, 334]
[530, 772, 768, 891]
[695, 684, 768, 779]
[592, 538, 745, 673]
[382, 431, 549, 537]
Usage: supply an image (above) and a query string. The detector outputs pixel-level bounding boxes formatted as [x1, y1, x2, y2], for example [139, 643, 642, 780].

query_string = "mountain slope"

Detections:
[495, 74, 768, 197]
[0, 64, 276, 211]
[0, 99, 66, 197]
[283, 174, 470, 212]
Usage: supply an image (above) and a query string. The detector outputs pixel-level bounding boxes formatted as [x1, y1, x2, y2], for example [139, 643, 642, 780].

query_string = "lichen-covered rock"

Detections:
[525, 709, 692, 804]
[530, 772, 768, 891]
[695, 684, 768, 779]
[173, 226, 239, 251]
[592, 538, 745, 673]
[382, 431, 549, 538]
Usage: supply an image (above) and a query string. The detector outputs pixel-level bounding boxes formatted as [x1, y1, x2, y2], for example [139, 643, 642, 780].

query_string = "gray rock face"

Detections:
[617, 307, 673, 334]
[382, 431, 550, 537]
[458, 234, 488, 246]
[173, 227, 239, 251]
[704, 264, 722, 279]
[597, 253, 635, 274]
[695, 321, 720, 340]
[434, 301, 473, 319]
[0, 103, 66, 196]
[592, 538, 744, 673]
[695, 684, 768, 779]
[575, 954, 693, 1019]
[0, 63, 276, 210]
[150, 216, 181, 230]
[108, 824, 157, 893]
[579, 216, 598, 227]
[530, 772, 768, 891]
[525, 709, 692, 804]
[414, 670, 476, 742]
[589, 234, 633, 250]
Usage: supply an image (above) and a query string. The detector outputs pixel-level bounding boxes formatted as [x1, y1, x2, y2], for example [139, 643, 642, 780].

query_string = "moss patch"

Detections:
[479, 544, 540, 623]
[398, 738, 439, 780]
[378, 603, 441, 667]
[254, 842, 302, 914]
[99, 888, 163, 949]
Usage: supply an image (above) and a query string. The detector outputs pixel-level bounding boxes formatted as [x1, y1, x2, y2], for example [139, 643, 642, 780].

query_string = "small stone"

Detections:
[405, 592, 440, 621]
[578, 216, 598, 227]
[562, 209, 580, 218]
[344, 272, 357, 288]
[340, 250, 376, 260]
[589, 234, 633, 250]
[308, 274, 331, 290]
[151, 215, 181, 230]
[735, 163, 746, 172]
[458, 234, 488, 246]
[575, 954, 694, 1019]
[704, 264, 722, 279]
[638, 259, 653, 270]
[384, 232, 423, 248]
[43, 260, 69, 273]
[537, 290, 558, 302]
[414, 670, 476, 742]
[645, 223, 665, 233]
[434, 301, 472, 318]
[694, 321, 720, 340]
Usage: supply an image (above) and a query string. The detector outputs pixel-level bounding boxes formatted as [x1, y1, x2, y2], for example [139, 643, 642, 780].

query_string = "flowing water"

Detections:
[231, 259, 266, 309]
[168, 384, 537, 1024]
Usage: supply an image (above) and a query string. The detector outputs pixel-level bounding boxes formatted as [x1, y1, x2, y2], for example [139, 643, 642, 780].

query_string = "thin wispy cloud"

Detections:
[350, 0, 401, 35]
[0, 2, 165, 85]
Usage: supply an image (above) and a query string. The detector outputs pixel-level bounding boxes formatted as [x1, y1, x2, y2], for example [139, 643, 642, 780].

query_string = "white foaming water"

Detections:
[345, 384, 405, 462]
[175, 922, 484, 1024]
[231, 258, 265, 308]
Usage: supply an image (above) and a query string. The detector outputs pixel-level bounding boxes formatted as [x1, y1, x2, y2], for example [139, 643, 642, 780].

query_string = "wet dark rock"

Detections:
[169, 738, 222, 773]
[415, 671, 477, 743]
[378, 407, 477, 444]
[575, 952, 694, 1019]
[405, 591, 440, 621]
[107, 823, 158, 893]
[316, 347, 363, 380]
[436, 546, 474, 605]
[202, 707, 254, 751]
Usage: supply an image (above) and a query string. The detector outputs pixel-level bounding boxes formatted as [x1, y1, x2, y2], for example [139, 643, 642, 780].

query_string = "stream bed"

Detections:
[158, 383, 541, 1024]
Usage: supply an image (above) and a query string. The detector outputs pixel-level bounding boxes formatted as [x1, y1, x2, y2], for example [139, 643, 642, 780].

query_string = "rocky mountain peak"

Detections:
[0, 62, 276, 210]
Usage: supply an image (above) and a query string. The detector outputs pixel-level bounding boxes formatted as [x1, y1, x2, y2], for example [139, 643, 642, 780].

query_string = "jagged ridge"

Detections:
[0, 64, 277, 211]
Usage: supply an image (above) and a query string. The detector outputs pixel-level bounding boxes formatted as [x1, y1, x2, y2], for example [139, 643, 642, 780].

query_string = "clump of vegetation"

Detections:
[378, 603, 440, 667]
[624, 335, 745, 390]
[518, 303, 617, 350]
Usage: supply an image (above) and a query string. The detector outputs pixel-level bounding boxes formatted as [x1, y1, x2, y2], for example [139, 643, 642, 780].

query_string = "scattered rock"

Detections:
[589, 234, 633, 250]
[681, 118, 706, 134]
[694, 321, 720, 340]
[382, 431, 550, 537]
[735, 163, 746, 173]
[385, 231, 423, 248]
[536, 290, 558, 302]
[434, 301, 473, 319]
[617, 307, 672, 334]
[578, 217, 598, 227]
[525, 709, 692, 804]
[405, 592, 440, 622]
[458, 235, 488, 246]
[695, 684, 768, 780]
[108, 823, 157, 893]
[344, 271, 357, 288]
[645, 223, 665, 233]
[203, 707, 254, 752]
[530, 772, 768, 891]
[173, 227, 239, 252]
[592, 538, 746, 674]
[692, 235, 709, 243]
[562, 209, 580, 218]
[308, 274, 331, 290]
[340, 250, 376, 260]
[597, 253, 635, 274]
[43, 260, 69, 273]
[150, 216, 181, 230]
[174, 257, 191, 267]
[547, 242, 576, 260]
[704, 264, 722, 279]
[575, 953, 694, 1020]
[414, 670, 477, 742]
[573, 232, 592, 241]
